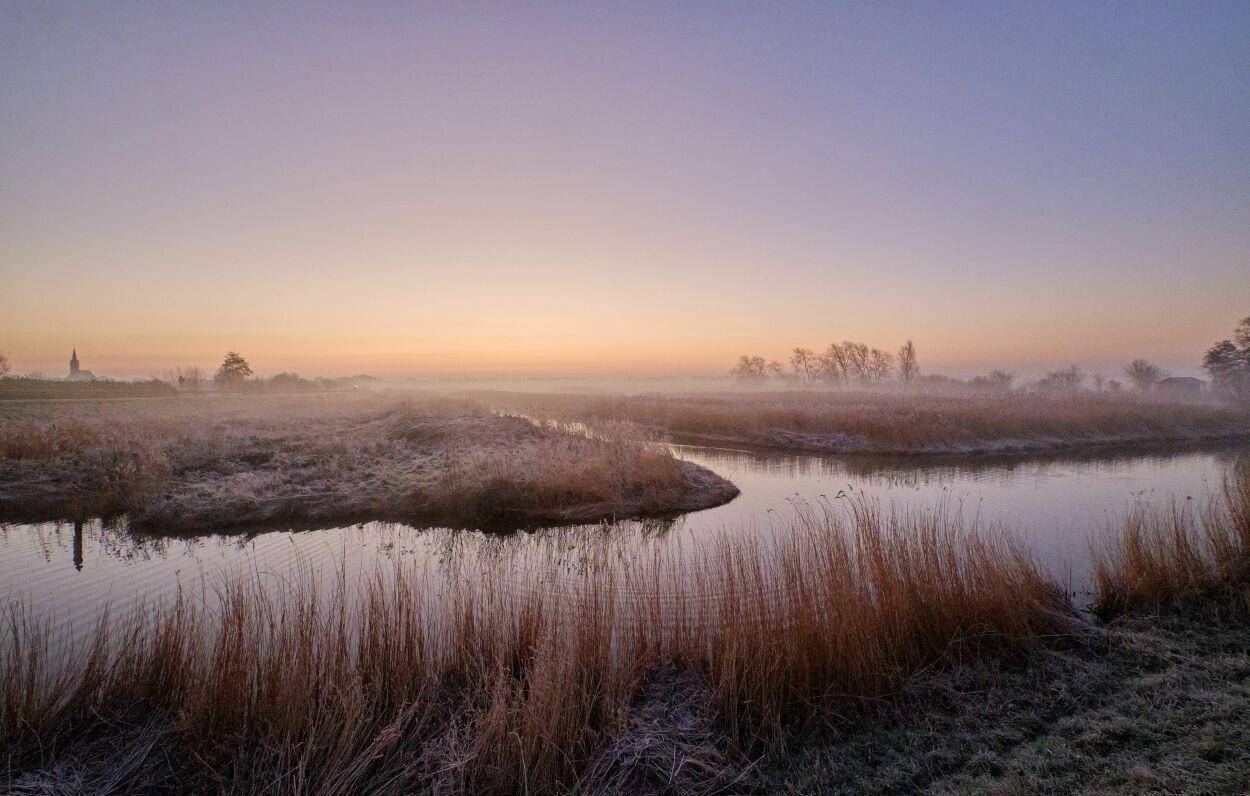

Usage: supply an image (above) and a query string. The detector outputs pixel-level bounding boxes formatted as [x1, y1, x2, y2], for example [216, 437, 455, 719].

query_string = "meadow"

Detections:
[0, 393, 736, 530]
[473, 389, 1250, 455]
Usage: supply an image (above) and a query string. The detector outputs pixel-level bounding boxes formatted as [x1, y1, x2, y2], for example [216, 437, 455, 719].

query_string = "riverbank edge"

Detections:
[0, 458, 740, 532]
[665, 427, 1250, 457]
[759, 599, 1250, 794]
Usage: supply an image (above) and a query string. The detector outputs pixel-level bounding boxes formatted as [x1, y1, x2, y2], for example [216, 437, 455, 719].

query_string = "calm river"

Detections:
[3, 441, 1247, 633]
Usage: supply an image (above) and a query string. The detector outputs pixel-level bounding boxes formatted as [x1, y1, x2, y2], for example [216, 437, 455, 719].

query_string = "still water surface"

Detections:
[3, 442, 1247, 633]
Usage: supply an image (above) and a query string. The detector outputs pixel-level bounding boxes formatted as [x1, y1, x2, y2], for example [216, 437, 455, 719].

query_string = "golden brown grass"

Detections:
[1093, 468, 1250, 619]
[0, 393, 735, 529]
[472, 390, 1250, 455]
[1, 500, 1073, 794]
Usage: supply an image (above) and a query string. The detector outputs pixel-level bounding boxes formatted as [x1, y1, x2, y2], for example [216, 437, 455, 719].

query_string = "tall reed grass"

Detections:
[2, 500, 1072, 794]
[1093, 469, 1250, 618]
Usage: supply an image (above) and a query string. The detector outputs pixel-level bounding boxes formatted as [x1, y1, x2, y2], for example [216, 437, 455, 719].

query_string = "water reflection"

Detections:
[3, 442, 1247, 631]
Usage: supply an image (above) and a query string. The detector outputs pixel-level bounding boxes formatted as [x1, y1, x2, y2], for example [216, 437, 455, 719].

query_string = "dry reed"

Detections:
[473, 390, 1250, 455]
[1093, 468, 1250, 618]
[1, 499, 1073, 794]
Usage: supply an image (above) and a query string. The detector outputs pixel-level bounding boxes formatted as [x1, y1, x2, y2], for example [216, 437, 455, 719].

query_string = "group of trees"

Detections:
[729, 345, 1195, 398]
[732, 340, 920, 385]
[160, 352, 373, 393]
[1203, 316, 1250, 402]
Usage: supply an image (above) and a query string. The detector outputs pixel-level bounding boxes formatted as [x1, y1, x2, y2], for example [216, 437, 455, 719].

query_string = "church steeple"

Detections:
[70, 348, 79, 375]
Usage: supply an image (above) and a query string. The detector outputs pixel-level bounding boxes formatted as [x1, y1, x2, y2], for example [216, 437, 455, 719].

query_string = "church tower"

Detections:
[70, 348, 79, 377]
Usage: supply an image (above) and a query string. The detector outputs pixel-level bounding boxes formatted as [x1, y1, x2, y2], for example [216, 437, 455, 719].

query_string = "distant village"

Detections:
[0, 350, 376, 398]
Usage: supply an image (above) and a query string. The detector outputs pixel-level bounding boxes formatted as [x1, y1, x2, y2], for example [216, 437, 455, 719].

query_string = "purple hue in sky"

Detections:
[2, 2, 1248, 377]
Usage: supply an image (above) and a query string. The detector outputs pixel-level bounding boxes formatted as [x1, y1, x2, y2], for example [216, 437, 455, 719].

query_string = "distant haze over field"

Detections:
[2, 3, 1248, 379]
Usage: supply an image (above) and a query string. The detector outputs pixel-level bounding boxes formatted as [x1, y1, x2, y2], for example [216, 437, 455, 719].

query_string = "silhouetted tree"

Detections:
[730, 355, 768, 382]
[843, 341, 871, 383]
[820, 343, 852, 384]
[868, 348, 894, 384]
[0, 352, 9, 378]
[214, 351, 254, 386]
[790, 347, 818, 382]
[1037, 365, 1084, 393]
[897, 340, 918, 384]
[970, 370, 1014, 392]
[1123, 358, 1163, 392]
[1203, 316, 1250, 402]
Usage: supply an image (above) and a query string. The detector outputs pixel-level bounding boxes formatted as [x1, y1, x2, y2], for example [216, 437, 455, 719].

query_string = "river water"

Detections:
[3, 441, 1247, 634]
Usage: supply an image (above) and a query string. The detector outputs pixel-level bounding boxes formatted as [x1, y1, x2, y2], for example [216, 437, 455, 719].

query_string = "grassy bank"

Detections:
[474, 390, 1250, 455]
[0, 393, 737, 530]
[766, 467, 1250, 793]
[764, 601, 1250, 794]
[1, 501, 1071, 794]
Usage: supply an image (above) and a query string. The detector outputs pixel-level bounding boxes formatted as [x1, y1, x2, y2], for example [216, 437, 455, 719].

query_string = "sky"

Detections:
[2, 1, 1248, 379]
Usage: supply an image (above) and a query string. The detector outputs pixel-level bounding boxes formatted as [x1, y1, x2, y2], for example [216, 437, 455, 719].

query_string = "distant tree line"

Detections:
[160, 352, 376, 393]
[728, 315, 1250, 404]
[732, 340, 920, 386]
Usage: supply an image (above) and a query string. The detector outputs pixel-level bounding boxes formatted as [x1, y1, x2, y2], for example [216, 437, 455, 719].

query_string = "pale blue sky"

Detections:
[2, 2, 1248, 377]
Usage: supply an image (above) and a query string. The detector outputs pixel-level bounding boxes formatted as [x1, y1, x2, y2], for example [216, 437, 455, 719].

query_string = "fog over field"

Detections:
[4, 3, 1250, 794]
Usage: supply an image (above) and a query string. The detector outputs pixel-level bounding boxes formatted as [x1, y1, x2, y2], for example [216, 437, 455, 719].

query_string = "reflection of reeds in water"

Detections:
[2, 498, 1073, 794]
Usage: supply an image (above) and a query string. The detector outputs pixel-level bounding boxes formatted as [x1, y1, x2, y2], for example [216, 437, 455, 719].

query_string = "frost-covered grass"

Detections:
[0, 393, 735, 529]
[473, 390, 1250, 455]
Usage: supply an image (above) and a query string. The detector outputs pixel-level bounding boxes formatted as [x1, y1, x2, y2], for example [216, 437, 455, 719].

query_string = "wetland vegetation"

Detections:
[0, 393, 736, 530]
[476, 389, 1250, 456]
[3, 467, 1250, 794]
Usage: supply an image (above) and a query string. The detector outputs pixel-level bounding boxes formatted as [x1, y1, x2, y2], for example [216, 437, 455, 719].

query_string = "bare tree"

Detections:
[180, 366, 205, 390]
[868, 348, 895, 384]
[766, 360, 785, 378]
[843, 341, 871, 383]
[1123, 358, 1163, 392]
[0, 351, 10, 378]
[897, 340, 918, 385]
[821, 343, 852, 384]
[1037, 365, 1084, 393]
[730, 355, 768, 382]
[790, 347, 818, 382]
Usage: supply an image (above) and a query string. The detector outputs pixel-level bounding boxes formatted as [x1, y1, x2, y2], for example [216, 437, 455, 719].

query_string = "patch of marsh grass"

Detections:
[1, 499, 1072, 794]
